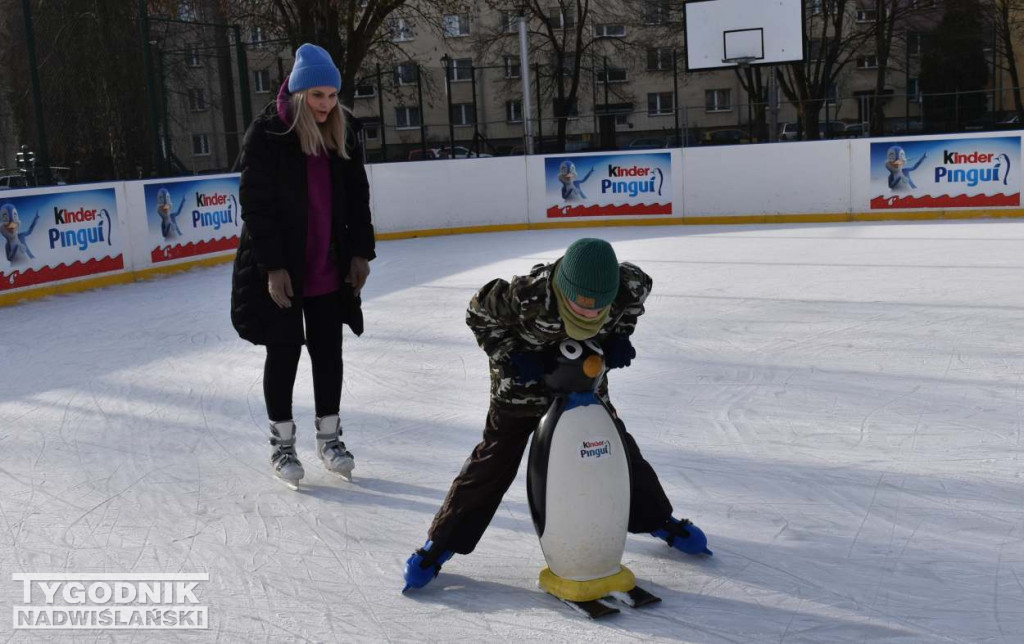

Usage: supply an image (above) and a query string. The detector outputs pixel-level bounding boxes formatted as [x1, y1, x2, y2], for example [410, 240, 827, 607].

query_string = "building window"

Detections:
[447, 58, 473, 82]
[506, 100, 523, 123]
[395, 106, 421, 129]
[647, 47, 673, 71]
[615, 113, 629, 127]
[705, 89, 732, 112]
[504, 55, 521, 79]
[362, 118, 380, 140]
[500, 11, 521, 33]
[249, 26, 265, 48]
[553, 98, 579, 118]
[643, 0, 669, 25]
[395, 62, 419, 86]
[188, 88, 207, 112]
[595, 24, 626, 38]
[444, 13, 470, 37]
[178, 2, 198, 22]
[856, 10, 878, 22]
[192, 134, 210, 156]
[391, 17, 413, 41]
[186, 47, 201, 67]
[254, 70, 270, 93]
[354, 81, 376, 98]
[599, 67, 628, 83]
[547, 6, 575, 30]
[857, 55, 878, 69]
[811, 0, 839, 14]
[648, 92, 674, 116]
[451, 103, 475, 126]
[552, 52, 576, 77]
[908, 77, 920, 102]
[908, 32, 923, 57]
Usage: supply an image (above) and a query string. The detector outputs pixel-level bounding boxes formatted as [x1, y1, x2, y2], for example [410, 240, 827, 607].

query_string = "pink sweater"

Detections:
[277, 80, 341, 297]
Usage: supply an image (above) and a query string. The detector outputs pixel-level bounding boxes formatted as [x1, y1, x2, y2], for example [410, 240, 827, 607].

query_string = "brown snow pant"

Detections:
[427, 402, 674, 555]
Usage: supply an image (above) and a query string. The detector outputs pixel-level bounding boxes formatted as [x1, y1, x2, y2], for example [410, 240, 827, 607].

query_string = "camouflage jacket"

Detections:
[466, 259, 653, 413]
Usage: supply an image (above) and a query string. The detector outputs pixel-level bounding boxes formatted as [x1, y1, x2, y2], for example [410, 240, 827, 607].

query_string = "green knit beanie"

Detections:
[555, 238, 620, 309]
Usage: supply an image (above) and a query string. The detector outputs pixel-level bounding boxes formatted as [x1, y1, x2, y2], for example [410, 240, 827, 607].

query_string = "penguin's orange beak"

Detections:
[583, 355, 604, 378]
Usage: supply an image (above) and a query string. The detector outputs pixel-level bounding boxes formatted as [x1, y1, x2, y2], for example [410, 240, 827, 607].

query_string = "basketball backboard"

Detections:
[684, 0, 805, 71]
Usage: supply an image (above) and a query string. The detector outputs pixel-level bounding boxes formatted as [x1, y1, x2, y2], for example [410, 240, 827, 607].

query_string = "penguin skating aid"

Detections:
[527, 339, 661, 618]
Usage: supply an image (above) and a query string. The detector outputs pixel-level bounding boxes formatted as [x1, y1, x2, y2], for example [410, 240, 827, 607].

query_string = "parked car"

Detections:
[442, 146, 493, 159]
[778, 120, 846, 141]
[627, 137, 668, 150]
[702, 128, 751, 146]
[996, 113, 1021, 129]
[407, 148, 445, 161]
[0, 174, 29, 190]
[841, 122, 867, 138]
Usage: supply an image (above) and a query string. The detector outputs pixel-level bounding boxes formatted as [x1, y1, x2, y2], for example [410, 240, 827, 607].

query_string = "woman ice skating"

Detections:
[403, 238, 711, 591]
[230, 43, 375, 489]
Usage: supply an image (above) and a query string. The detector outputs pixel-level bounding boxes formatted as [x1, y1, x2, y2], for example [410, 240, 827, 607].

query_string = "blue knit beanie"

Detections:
[288, 44, 341, 92]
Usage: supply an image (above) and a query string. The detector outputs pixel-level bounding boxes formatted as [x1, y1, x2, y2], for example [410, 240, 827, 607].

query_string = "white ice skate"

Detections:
[315, 414, 355, 481]
[270, 420, 305, 490]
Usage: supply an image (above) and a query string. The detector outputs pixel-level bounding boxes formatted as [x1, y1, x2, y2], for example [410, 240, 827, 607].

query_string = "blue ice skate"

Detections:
[651, 517, 713, 556]
[402, 540, 453, 592]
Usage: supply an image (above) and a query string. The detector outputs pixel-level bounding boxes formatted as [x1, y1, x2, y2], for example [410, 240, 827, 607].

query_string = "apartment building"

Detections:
[160, 1, 1016, 171]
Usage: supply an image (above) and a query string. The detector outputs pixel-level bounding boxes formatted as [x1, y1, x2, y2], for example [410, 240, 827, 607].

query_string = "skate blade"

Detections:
[608, 586, 662, 609]
[559, 597, 619, 619]
[328, 469, 353, 482]
[324, 458, 355, 482]
[274, 475, 301, 491]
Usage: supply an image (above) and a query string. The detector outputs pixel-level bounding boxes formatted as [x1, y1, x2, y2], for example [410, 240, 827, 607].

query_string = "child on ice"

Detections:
[403, 238, 712, 590]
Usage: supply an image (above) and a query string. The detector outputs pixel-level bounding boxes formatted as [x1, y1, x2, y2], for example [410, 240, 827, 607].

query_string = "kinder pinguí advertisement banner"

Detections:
[144, 176, 240, 263]
[544, 153, 673, 218]
[0, 187, 125, 292]
[870, 136, 1021, 209]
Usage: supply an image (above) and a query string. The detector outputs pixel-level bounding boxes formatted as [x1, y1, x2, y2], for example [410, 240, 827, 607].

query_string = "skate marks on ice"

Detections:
[2, 223, 1024, 641]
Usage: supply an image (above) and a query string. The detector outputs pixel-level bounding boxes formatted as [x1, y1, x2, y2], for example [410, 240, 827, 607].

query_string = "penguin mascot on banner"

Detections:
[527, 338, 661, 618]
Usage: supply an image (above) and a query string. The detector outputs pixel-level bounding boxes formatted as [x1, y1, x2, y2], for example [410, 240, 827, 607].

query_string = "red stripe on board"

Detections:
[0, 255, 125, 291]
[151, 236, 240, 263]
[870, 193, 1021, 210]
[546, 203, 673, 218]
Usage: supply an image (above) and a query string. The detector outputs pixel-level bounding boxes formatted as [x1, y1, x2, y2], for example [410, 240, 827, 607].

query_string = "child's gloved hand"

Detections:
[506, 352, 546, 384]
[603, 334, 636, 369]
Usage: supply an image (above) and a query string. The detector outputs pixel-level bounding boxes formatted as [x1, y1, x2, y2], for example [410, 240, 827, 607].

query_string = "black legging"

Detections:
[264, 293, 344, 422]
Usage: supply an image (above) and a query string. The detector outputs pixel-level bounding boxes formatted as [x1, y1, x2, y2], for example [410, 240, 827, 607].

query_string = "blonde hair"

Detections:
[286, 91, 350, 159]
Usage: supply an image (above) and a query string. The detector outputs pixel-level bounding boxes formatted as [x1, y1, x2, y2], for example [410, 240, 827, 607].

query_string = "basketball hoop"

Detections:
[722, 56, 758, 69]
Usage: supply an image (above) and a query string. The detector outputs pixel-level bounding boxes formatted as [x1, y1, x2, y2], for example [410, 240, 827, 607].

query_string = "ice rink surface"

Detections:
[2, 221, 1023, 643]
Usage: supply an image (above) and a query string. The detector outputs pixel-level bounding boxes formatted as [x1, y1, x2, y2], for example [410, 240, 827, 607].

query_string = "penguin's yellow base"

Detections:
[538, 565, 636, 602]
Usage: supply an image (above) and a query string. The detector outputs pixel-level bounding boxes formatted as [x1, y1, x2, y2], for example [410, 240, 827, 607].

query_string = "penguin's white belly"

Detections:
[540, 404, 630, 581]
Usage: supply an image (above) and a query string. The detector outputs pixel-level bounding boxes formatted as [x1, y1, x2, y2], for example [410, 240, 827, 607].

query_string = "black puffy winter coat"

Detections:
[230, 107, 376, 345]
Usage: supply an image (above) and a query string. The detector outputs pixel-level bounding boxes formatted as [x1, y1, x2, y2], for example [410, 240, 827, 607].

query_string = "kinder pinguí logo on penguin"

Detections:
[580, 440, 611, 459]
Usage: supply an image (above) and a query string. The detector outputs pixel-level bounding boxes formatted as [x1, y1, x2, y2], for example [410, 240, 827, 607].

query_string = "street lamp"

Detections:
[16, 145, 37, 186]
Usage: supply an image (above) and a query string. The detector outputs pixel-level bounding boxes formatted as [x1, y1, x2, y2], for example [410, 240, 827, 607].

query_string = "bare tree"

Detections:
[227, 0, 458, 106]
[0, 0, 184, 180]
[778, 0, 871, 140]
[865, 1, 920, 135]
[987, 0, 1024, 121]
[471, 1, 684, 152]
